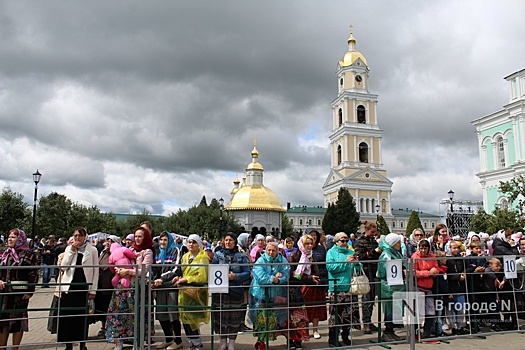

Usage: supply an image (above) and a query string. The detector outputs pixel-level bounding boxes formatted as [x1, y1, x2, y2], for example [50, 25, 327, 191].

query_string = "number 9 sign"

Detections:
[209, 264, 229, 293]
[386, 260, 403, 286]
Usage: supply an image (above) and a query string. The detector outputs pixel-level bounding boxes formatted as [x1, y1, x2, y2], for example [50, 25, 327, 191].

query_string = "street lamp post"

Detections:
[219, 197, 224, 236]
[448, 189, 454, 236]
[32, 170, 42, 240]
[375, 204, 380, 220]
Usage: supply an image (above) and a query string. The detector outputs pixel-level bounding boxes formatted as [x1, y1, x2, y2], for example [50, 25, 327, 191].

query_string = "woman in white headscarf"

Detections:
[250, 234, 266, 263]
[172, 234, 209, 350]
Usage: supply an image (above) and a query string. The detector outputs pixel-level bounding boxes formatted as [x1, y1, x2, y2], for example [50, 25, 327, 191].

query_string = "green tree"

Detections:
[0, 187, 31, 235]
[322, 187, 360, 235]
[377, 215, 390, 235]
[37, 192, 73, 238]
[468, 209, 492, 233]
[405, 211, 424, 237]
[281, 214, 294, 238]
[499, 174, 525, 205]
[486, 207, 520, 234]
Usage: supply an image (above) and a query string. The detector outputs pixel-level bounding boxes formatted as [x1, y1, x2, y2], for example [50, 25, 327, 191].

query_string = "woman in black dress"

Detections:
[57, 227, 99, 350]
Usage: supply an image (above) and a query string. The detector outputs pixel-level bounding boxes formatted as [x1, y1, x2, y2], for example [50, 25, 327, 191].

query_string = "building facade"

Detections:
[472, 68, 525, 212]
[322, 29, 393, 223]
[225, 141, 285, 232]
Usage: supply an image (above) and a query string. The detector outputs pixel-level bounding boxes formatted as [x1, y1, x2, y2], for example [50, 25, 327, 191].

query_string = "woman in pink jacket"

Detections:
[412, 239, 439, 343]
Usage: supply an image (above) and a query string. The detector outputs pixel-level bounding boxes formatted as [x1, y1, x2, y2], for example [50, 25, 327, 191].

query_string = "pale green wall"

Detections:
[484, 139, 494, 170]
[486, 186, 500, 212]
[481, 121, 512, 140]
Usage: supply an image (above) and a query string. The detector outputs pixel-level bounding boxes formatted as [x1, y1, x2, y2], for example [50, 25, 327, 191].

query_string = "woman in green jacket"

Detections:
[376, 233, 406, 343]
[326, 232, 362, 347]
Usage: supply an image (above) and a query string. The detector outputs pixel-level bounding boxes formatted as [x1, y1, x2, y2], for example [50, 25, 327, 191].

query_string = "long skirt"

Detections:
[0, 292, 30, 333]
[302, 285, 327, 322]
[213, 292, 245, 337]
[105, 283, 136, 343]
[57, 289, 89, 342]
[328, 292, 359, 329]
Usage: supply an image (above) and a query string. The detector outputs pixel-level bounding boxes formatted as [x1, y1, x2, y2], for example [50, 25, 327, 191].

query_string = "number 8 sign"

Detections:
[209, 264, 229, 293]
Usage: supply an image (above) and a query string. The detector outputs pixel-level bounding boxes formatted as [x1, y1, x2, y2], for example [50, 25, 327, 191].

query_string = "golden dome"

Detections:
[339, 31, 367, 67]
[246, 161, 263, 171]
[226, 185, 285, 212]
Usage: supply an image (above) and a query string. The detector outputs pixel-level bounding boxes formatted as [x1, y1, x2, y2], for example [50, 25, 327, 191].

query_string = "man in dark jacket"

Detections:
[354, 222, 382, 333]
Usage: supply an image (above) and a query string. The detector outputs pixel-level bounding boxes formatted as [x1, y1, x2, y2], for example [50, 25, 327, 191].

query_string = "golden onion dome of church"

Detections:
[339, 28, 367, 67]
[226, 141, 285, 212]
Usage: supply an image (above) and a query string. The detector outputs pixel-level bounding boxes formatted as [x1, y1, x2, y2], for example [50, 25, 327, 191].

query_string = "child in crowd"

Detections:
[465, 241, 487, 332]
[109, 242, 135, 289]
[480, 258, 505, 331]
[445, 241, 468, 335]
[432, 251, 449, 336]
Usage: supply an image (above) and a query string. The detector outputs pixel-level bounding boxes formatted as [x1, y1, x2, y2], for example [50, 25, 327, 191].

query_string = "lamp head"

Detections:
[33, 170, 42, 185]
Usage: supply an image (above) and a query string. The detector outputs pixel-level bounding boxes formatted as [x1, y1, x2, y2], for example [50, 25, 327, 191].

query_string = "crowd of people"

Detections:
[0, 222, 525, 350]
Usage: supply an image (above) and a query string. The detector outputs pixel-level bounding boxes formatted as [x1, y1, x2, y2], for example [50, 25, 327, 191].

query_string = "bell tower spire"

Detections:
[323, 28, 393, 220]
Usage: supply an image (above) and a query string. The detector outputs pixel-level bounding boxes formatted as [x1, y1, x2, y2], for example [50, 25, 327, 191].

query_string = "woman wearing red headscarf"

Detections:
[106, 226, 155, 350]
[0, 228, 38, 350]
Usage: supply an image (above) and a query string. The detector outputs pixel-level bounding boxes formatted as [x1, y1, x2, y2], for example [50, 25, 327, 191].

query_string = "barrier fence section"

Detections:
[1, 255, 525, 349]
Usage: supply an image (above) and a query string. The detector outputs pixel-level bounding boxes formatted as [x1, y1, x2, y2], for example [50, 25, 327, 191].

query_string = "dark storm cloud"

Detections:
[1, 1, 524, 215]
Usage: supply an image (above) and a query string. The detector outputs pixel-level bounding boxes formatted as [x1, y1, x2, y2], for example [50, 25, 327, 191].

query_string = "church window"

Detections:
[337, 145, 342, 165]
[497, 137, 505, 168]
[359, 142, 368, 163]
[392, 222, 396, 228]
[340, 78, 343, 86]
[357, 105, 366, 124]
[499, 198, 509, 210]
[300, 219, 303, 225]
[317, 219, 321, 225]
[308, 219, 312, 225]
[338, 108, 343, 126]
[400, 222, 404, 228]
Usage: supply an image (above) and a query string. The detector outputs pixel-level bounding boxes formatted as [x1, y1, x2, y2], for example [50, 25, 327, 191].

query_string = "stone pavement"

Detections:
[16, 286, 525, 350]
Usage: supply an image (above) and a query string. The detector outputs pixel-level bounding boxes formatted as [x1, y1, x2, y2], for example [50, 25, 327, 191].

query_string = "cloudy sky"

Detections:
[1, 1, 524, 218]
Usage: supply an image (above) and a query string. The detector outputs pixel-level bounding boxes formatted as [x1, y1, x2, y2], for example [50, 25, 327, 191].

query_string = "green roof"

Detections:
[287, 206, 326, 214]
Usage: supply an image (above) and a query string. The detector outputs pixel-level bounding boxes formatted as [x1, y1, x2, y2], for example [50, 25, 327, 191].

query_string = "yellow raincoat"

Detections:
[178, 249, 210, 330]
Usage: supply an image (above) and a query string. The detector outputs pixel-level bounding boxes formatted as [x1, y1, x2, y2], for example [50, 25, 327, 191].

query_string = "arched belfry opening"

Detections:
[359, 142, 368, 163]
[357, 105, 366, 124]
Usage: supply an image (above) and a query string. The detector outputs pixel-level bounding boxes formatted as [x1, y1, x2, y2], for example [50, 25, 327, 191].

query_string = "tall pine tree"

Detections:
[322, 187, 360, 235]
[405, 211, 424, 237]
[377, 215, 390, 235]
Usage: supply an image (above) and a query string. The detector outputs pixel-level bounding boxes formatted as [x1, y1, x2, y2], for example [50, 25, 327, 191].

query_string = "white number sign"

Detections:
[504, 255, 518, 279]
[386, 260, 403, 286]
[208, 264, 229, 293]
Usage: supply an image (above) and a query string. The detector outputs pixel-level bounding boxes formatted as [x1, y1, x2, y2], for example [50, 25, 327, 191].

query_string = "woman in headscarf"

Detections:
[152, 231, 187, 350]
[106, 226, 154, 350]
[211, 232, 251, 350]
[172, 234, 209, 350]
[326, 232, 362, 347]
[308, 230, 329, 327]
[376, 233, 406, 342]
[250, 242, 290, 350]
[57, 227, 99, 350]
[290, 235, 327, 339]
[0, 228, 38, 350]
[288, 234, 322, 348]
[406, 228, 424, 258]
[250, 234, 266, 263]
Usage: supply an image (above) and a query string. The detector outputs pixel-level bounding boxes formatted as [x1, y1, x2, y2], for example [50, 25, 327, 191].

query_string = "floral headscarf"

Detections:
[294, 237, 313, 280]
[1, 229, 29, 265]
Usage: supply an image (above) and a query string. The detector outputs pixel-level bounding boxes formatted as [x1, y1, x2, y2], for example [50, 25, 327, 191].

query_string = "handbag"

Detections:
[351, 268, 370, 295]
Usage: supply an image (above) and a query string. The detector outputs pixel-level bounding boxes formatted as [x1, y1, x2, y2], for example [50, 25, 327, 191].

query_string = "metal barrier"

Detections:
[1, 254, 525, 349]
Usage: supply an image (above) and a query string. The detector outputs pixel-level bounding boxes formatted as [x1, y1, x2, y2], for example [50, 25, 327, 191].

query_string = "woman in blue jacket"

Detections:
[250, 242, 289, 350]
[211, 233, 251, 350]
[326, 232, 362, 347]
